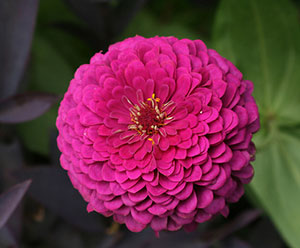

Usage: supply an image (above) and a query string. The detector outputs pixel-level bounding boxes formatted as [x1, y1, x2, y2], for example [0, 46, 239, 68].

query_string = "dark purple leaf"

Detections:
[0, 139, 24, 183]
[14, 166, 103, 232]
[0, 139, 24, 241]
[0, 225, 18, 248]
[221, 237, 252, 248]
[200, 209, 262, 244]
[111, 229, 209, 248]
[0, 93, 59, 124]
[0, 180, 31, 229]
[0, 0, 39, 100]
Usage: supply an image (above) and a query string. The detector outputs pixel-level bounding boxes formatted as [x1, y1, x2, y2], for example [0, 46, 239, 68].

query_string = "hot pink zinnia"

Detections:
[56, 36, 259, 232]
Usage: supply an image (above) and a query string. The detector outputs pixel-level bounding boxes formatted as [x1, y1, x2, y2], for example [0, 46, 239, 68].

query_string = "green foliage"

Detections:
[213, 0, 300, 247]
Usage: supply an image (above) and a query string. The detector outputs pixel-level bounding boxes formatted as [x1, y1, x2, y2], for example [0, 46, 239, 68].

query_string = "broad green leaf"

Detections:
[213, 0, 300, 125]
[251, 132, 300, 248]
[213, 0, 300, 247]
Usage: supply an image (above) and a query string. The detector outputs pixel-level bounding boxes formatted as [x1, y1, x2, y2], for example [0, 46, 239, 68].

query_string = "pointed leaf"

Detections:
[0, 225, 18, 248]
[0, 180, 31, 229]
[0, 93, 58, 124]
[251, 132, 300, 248]
[14, 166, 103, 232]
[0, 0, 39, 100]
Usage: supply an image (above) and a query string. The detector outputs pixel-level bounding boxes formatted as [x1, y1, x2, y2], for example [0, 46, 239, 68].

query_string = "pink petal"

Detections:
[196, 188, 213, 208]
[195, 210, 212, 223]
[166, 182, 186, 196]
[159, 136, 170, 151]
[128, 189, 148, 202]
[134, 146, 148, 160]
[193, 121, 209, 135]
[230, 150, 248, 171]
[207, 132, 224, 145]
[207, 167, 227, 190]
[159, 176, 179, 190]
[124, 215, 147, 232]
[177, 191, 197, 214]
[175, 148, 187, 159]
[147, 184, 167, 196]
[115, 171, 128, 183]
[121, 194, 136, 207]
[178, 139, 192, 149]
[209, 142, 226, 158]
[131, 208, 153, 225]
[119, 146, 133, 159]
[168, 135, 181, 146]
[185, 165, 202, 182]
[148, 204, 168, 215]
[175, 182, 193, 200]
[187, 145, 201, 157]
[96, 181, 112, 195]
[201, 165, 220, 181]
[104, 196, 123, 210]
[126, 168, 142, 180]
[204, 197, 225, 214]
[109, 182, 126, 195]
[234, 106, 248, 129]
[171, 119, 189, 130]
[188, 114, 198, 128]
[135, 198, 153, 211]
[88, 163, 103, 181]
[179, 128, 193, 141]
[221, 108, 239, 133]
[208, 117, 223, 134]
[151, 216, 168, 231]
[212, 145, 233, 163]
[211, 79, 227, 98]
[164, 126, 177, 135]
[102, 163, 115, 182]
[127, 180, 146, 194]
[161, 146, 176, 162]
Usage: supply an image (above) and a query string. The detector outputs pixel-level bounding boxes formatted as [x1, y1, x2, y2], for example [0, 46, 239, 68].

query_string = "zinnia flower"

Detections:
[56, 36, 260, 232]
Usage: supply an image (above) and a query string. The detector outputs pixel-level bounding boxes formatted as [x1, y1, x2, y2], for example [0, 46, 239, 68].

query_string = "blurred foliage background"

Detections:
[1, 0, 300, 247]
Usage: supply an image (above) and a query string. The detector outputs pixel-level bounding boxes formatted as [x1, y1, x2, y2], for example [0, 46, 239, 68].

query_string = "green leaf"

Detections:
[251, 132, 300, 248]
[213, 0, 300, 125]
[213, 0, 300, 247]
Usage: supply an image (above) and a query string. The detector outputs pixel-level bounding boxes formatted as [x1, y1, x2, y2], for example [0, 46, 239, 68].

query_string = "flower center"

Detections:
[128, 94, 166, 136]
